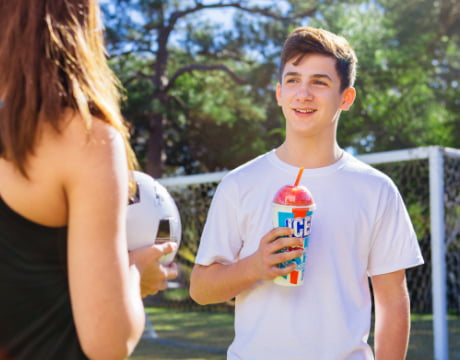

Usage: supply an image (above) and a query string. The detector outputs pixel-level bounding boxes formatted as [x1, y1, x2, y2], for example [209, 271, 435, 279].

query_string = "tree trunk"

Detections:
[146, 112, 164, 178]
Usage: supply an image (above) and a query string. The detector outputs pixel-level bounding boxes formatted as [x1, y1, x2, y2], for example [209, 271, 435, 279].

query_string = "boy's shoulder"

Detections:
[342, 152, 398, 190]
[215, 150, 276, 195]
[225, 150, 274, 179]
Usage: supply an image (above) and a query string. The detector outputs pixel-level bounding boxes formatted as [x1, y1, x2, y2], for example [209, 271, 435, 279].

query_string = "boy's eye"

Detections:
[314, 80, 327, 86]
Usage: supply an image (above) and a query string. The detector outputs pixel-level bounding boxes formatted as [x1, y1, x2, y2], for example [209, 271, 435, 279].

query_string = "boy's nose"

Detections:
[296, 85, 313, 101]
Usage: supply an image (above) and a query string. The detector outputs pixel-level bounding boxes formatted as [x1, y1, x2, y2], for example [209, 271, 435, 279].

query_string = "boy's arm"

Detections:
[371, 269, 410, 360]
[190, 227, 302, 305]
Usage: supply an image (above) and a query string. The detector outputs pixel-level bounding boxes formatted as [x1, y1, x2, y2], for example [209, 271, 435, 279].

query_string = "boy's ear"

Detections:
[340, 87, 356, 111]
[275, 83, 282, 105]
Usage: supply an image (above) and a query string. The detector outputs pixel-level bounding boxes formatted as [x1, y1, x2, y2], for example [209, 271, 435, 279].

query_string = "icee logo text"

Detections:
[285, 216, 312, 238]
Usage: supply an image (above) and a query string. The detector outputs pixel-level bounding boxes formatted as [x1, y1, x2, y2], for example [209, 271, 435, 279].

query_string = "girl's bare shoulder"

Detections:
[41, 109, 121, 149]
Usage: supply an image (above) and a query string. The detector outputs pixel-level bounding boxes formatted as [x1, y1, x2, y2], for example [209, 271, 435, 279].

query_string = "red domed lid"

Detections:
[273, 185, 315, 206]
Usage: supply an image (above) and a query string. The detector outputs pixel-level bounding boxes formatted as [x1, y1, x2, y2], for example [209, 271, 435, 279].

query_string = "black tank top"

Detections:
[0, 196, 87, 360]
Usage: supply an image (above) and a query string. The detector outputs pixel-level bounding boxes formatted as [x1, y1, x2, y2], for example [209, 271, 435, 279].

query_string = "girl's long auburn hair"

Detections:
[0, 0, 138, 178]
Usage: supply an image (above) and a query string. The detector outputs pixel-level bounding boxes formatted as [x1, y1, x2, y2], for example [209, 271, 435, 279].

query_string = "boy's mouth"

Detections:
[294, 108, 316, 114]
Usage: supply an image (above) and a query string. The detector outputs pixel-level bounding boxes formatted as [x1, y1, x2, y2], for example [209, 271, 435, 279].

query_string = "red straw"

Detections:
[293, 167, 304, 187]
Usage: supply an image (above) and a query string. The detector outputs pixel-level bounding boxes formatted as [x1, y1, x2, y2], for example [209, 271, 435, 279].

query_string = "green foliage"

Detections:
[103, 0, 307, 174]
[164, 68, 272, 174]
[313, 0, 460, 153]
[103, 0, 460, 175]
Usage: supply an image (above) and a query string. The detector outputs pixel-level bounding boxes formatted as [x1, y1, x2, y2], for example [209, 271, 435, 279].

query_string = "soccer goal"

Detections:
[159, 145, 460, 360]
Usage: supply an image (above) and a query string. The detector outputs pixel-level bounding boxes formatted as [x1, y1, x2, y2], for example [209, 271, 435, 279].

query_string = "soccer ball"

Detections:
[126, 171, 181, 265]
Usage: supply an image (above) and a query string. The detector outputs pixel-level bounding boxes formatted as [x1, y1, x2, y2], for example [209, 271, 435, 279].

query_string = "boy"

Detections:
[190, 27, 423, 360]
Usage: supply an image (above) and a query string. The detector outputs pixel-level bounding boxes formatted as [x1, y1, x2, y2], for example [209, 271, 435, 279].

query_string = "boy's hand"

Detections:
[252, 227, 304, 281]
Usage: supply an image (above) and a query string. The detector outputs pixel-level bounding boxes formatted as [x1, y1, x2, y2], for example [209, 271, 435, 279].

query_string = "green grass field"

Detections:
[128, 308, 460, 360]
[128, 308, 231, 360]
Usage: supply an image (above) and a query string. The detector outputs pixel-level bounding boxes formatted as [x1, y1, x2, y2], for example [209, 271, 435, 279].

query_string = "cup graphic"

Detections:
[272, 168, 315, 286]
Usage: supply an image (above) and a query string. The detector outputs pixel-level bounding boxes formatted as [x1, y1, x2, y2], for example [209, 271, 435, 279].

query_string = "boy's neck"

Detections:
[275, 141, 344, 169]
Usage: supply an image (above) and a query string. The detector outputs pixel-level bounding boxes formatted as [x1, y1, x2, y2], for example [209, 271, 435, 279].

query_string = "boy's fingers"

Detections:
[261, 227, 293, 245]
[271, 236, 303, 252]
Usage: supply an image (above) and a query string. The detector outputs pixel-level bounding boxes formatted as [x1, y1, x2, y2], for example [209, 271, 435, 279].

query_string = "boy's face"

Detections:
[276, 53, 355, 141]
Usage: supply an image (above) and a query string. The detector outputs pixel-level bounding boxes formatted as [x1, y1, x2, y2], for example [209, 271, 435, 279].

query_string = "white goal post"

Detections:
[159, 145, 460, 360]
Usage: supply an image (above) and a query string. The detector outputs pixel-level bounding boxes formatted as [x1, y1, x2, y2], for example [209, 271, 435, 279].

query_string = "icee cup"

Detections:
[272, 168, 316, 286]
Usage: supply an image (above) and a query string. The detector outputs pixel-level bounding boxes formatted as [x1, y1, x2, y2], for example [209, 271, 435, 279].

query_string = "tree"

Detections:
[103, 0, 318, 176]
[105, 0, 459, 175]
[310, 0, 460, 153]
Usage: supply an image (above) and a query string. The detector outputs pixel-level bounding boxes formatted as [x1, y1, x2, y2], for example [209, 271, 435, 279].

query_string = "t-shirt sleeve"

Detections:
[367, 182, 424, 276]
[194, 176, 243, 266]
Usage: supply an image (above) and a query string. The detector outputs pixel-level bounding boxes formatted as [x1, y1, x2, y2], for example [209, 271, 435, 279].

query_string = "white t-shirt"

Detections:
[195, 150, 424, 360]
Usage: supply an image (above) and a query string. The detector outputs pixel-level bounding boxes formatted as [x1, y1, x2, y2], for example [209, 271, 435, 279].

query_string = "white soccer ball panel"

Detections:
[126, 171, 181, 264]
